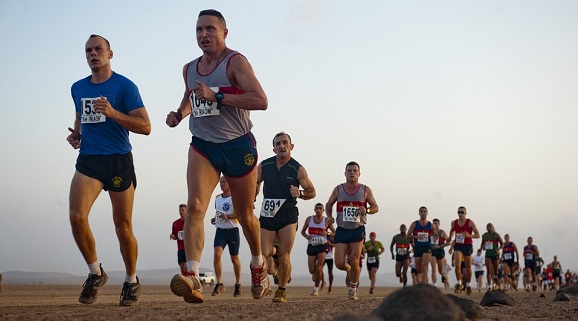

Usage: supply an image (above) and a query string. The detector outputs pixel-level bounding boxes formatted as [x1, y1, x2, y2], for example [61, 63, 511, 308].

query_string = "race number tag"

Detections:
[456, 233, 466, 244]
[430, 236, 439, 245]
[367, 256, 376, 264]
[177, 230, 184, 241]
[417, 232, 429, 242]
[260, 199, 286, 218]
[190, 87, 221, 118]
[215, 210, 227, 224]
[81, 97, 106, 124]
[342, 206, 361, 223]
[311, 236, 324, 246]
[485, 241, 493, 250]
[525, 253, 534, 260]
[503, 252, 512, 260]
[397, 248, 407, 255]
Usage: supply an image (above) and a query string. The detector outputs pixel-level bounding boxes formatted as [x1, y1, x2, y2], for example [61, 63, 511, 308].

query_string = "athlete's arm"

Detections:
[378, 242, 385, 256]
[389, 237, 396, 259]
[300, 216, 310, 240]
[325, 186, 339, 222]
[534, 246, 540, 258]
[513, 243, 519, 263]
[296, 166, 315, 200]
[448, 220, 455, 243]
[407, 222, 417, 240]
[216, 54, 268, 111]
[469, 220, 480, 239]
[441, 230, 450, 247]
[66, 113, 82, 149]
[498, 234, 504, 250]
[167, 64, 193, 127]
[255, 163, 263, 198]
[363, 186, 378, 214]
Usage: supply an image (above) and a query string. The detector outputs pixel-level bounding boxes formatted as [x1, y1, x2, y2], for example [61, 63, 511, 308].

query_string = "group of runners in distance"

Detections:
[64, 8, 575, 307]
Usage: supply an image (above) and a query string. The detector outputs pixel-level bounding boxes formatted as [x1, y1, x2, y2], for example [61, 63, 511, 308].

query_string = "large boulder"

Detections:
[446, 294, 484, 319]
[556, 284, 578, 296]
[371, 284, 465, 321]
[479, 289, 516, 307]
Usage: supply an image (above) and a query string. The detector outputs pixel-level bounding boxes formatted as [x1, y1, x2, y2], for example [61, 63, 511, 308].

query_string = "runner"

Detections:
[448, 206, 480, 295]
[407, 207, 435, 284]
[323, 231, 336, 293]
[364, 232, 385, 294]
[501, 234, 519, 291]
[551, 255, 563, 291]
[257, 132, 316, 303]
[166, 9, 269, 303]
[170, 204, 188, 274]
[472, 248, 485, 292]
[326, 161, 379, 300]
[390, 224, 411, 288]
[522, 236, 540, 292]
[300, 203, 335, 296]
[430, 218, 450, 288]
[480, 223, 504, 290]
[210, 176, 242, 297]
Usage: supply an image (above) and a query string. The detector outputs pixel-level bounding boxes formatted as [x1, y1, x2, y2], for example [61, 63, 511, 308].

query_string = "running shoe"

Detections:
[348, 287, 359, 300]
[369, 287, 374, 294]
[79, 264, 108, 304]
[119, 277, 141, 306]
[212, 283, 224, 296]
[328, 285, 332, 293]
[233, 283, 241, 297]
[272, 288, 286, 303]
[311, 287, 319, 296]
[454, 283, 462, 294]
[273, 273, 279, 285]
[170, 272, 203, 303]
[466, 286, 472, 295]
[250, 259, 270, 299]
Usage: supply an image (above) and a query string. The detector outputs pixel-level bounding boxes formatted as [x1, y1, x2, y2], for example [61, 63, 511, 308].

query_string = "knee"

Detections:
[69, 212, 88, 229]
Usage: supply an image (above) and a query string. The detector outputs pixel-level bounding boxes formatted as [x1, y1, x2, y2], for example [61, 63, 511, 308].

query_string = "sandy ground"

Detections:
[0, 284, 577, 320]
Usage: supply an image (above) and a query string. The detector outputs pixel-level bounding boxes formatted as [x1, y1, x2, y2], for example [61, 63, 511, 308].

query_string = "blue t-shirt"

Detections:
[71, 72, 144, 155]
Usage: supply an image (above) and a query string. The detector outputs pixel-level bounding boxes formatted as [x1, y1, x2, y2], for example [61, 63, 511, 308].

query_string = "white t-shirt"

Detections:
[473, 254, 485, 272]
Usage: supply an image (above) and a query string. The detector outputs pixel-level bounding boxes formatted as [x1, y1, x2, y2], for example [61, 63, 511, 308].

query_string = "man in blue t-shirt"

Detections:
[66, 34, 151, 307]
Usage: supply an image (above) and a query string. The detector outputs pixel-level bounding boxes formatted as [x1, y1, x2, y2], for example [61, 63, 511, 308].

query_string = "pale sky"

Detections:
[1, 1, 577, 280]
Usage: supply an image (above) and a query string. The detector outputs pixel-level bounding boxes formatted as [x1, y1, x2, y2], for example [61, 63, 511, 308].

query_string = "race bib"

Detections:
[215, 210, 227, 224]
[397, 248, 407, 255]
[342, 206, 361, 223]
[525, 253, 534, 260]
[260, 199, 286, 218]
[81, 97, 106, 124]
[190, 87, 221, 118]
[503, 252, 512, 260]
[417, 232, 429, 242]
[485, 241, 493, 250]
[368, 256, 376, 264]
[456, 233, 465, 244]
[177, 230, 184, 241]
[311, 236, 324, 246]
[430, 236, 439, 245]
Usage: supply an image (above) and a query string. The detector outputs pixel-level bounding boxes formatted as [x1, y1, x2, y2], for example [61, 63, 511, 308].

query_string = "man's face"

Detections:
[457, 208, 466, 218]
[273, 134, 293, 157]
[219, 176, 229, 193]
[400, 225, 406, 233]
[85, 36, 112, 71]
[344, 164, 360, 182]
[527, 237, 533, 245]
[486, 224, 494, 233]
[179, 206, 186, 219]
[196, 15, 227, 53]
[314, 205, 324, 216]
[419, 207, 428, 219]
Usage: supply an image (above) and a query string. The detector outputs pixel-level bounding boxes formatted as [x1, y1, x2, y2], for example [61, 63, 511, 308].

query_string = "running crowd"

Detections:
[64, 8, 575, 307]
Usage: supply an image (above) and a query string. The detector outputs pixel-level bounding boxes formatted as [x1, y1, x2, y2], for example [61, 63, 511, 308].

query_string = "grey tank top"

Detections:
[336, 184, 367, 229]
[186, 50, 253, 143]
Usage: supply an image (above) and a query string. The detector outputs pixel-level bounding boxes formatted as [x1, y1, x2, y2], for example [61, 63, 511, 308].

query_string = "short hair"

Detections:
[458, 206, 467, 211]
[198, 9, 226, 27]
[345, 161, 360, 171]
[315, 203, 324, 208]
[433, 218, 440, 223]
[272, 132, 291, 146]
[179, 204, 187, 208]
[419, 206, 428, 212]
[89, 34, 110, 50]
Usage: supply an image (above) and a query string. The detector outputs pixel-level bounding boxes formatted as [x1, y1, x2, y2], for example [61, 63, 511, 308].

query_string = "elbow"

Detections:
[140, 122, 152, 136]
[258, 97, 268, 111]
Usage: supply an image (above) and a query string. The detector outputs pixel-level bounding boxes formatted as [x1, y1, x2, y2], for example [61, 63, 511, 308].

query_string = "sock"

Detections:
[88, 261, 101, 275]
[251, 255, 263, 267]
[350, 282, 358, 288]
[457, 280, 462, 285]
[466, 282, 471, 287]
[186, 260, 200, 275]
[125, 274, 137, 283]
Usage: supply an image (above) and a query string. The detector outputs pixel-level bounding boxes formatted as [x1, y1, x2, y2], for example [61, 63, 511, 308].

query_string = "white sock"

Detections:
[125, 274, 137, 283]
[88, 261, 101, 275]
[186, 260, 200, 275]
[251, 255, 263, 267]
[466, 282, 471, 287]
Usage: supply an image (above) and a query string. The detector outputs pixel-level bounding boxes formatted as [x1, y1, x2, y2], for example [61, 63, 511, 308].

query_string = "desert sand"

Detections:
[0, 284, 577, 320]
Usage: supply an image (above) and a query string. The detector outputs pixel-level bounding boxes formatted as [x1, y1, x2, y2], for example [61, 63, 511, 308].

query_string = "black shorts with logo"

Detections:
[76, 152, 136, 192]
